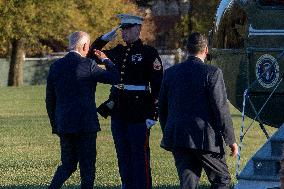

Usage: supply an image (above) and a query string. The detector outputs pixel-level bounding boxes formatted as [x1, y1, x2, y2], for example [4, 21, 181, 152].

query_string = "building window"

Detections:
[156, 34, 166, 49]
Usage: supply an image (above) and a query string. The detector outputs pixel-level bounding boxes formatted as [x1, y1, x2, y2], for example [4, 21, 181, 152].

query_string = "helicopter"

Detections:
[208, 0, 284, 128]
[208, 0, 284, 188]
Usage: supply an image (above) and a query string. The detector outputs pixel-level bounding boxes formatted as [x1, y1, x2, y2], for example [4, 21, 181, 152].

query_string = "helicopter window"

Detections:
[258, 0, 284, 6]
[212, 2, 248, 49]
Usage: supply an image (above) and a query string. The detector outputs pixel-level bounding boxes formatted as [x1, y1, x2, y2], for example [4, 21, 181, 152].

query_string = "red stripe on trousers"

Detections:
[144, 129, 150, 189]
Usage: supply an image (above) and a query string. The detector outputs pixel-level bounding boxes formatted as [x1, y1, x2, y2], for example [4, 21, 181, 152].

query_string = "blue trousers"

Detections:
[49, 133, 97, 189]
[111, 118, 152, 189]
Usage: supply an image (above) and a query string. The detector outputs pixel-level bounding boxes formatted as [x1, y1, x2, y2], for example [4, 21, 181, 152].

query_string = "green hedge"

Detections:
[0, 58, 56, 87]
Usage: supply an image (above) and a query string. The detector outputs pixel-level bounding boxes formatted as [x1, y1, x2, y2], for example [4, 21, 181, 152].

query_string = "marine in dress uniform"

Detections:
[87, 14, 163, 189]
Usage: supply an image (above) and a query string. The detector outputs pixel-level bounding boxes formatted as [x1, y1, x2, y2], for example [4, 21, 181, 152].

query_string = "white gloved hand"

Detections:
[106, 100, 114, 109]
[101, 26, 120, 41]
[146, 119, 157, 129]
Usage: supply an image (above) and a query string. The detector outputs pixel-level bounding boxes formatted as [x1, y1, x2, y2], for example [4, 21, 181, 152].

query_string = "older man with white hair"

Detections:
[46, 31, 119, 189]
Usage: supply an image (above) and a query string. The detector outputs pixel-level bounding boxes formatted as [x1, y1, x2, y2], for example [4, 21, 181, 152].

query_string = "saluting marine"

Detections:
[87, 14, 163, 189]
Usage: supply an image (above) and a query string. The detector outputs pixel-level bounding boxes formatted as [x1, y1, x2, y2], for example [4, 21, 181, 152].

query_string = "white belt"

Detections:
[114, 84, 149, 91]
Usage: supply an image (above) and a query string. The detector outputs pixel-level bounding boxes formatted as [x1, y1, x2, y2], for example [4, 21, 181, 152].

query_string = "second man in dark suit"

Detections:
[158, 32, 238, 189]
[46, 31, 119, 189]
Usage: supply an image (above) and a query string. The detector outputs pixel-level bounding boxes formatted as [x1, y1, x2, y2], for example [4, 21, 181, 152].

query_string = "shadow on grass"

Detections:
[0, 184, 212, 189]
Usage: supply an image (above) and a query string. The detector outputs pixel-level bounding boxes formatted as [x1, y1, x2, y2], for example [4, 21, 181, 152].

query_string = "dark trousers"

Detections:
[111, 118, 152, 189]
[280, 145, 284, 189]
[172, 148, 231, 189]
[49, 132, 97, 189]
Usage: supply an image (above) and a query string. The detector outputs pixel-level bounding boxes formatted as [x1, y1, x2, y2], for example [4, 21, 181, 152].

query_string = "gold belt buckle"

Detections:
[117, 84, 124, 90]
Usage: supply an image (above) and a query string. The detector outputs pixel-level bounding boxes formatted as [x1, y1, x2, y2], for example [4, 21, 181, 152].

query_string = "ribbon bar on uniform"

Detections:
[114, 84, 149, 91]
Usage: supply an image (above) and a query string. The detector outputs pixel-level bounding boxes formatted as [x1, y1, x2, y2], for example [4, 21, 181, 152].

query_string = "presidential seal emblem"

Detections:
[256, 54, 280, 88]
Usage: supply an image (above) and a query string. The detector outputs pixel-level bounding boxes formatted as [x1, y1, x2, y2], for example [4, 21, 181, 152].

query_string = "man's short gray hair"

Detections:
[68, 31, 90, 50]
[186, 32, 208, 55]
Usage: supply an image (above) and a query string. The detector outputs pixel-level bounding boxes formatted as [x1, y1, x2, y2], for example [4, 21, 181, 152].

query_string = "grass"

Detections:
[0, 85, 277, 188]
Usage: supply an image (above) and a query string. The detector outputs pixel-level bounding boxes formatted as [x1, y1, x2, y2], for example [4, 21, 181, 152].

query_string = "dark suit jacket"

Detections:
[158, 56, 236, 154]
[46, 52, 119, 134]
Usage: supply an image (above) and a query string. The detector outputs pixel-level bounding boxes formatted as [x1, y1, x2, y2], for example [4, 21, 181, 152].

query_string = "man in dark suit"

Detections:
[158, 32, 238, 189]
[46, 31, 119, 189]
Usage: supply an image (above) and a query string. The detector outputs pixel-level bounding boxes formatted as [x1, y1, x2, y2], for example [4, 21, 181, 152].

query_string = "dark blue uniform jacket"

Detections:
[46, 52, 119, 134]
[88, 38, 163, 122]
[158, 56, 236, 154]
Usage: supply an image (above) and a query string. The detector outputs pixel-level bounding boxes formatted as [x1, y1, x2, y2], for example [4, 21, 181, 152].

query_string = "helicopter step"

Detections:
[235, 123, 284, 189]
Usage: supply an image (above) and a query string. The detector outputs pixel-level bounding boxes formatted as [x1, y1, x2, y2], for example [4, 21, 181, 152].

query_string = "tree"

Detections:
[75, 0, 156, 47]
[0, 0, 86, 86]
[0, 0, 142, 86]
[74, 0, 137, 48]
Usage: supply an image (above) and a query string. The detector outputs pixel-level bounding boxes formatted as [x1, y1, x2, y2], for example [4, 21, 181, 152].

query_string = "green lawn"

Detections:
[0, 85, 277, 188]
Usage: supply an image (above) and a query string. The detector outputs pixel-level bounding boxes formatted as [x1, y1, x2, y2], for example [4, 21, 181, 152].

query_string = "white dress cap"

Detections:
[117, 14, 144, 27]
